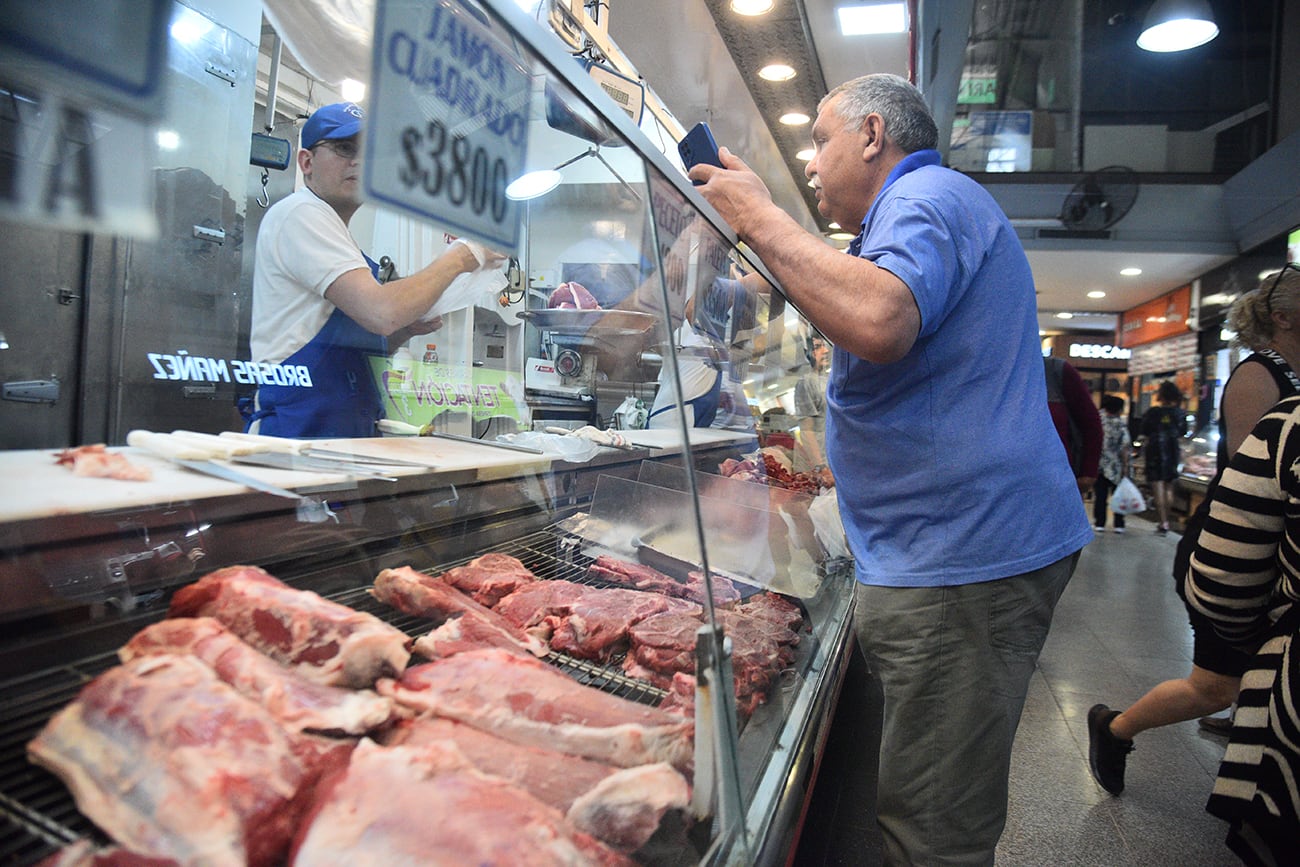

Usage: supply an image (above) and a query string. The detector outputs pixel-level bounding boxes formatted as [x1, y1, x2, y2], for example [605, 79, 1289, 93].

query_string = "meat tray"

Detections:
[0, 523, 824, 866]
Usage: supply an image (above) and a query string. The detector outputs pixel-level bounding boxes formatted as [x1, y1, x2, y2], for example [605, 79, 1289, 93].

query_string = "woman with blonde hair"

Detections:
[1088, 263, 1300, 795]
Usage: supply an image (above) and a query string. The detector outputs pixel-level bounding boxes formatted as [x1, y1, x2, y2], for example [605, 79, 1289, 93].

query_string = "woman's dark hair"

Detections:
[1157, 380, 1183, 405]
[1100, 395, 1125, 414]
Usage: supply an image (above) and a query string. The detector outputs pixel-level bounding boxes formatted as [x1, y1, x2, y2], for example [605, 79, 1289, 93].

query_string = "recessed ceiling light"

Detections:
[156, 129, 180, 150]
[779, 112, 810, 125]
[795, 148, 815, 161]
[1055, 312, 1075, 320]
[341, 78, 367, 102]
[1087, 290, 1106, 299]
[836, 2, 907, 36]
[828, 222, 841, 229]
[730, 0, 776, 14]
[1120, 267, 1142, 276]
[828, 231, 855, 241]
[758, 63, 797, 82]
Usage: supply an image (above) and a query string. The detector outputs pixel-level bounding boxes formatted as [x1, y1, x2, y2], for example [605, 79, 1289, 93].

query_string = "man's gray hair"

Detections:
[820, 74, 938, 154]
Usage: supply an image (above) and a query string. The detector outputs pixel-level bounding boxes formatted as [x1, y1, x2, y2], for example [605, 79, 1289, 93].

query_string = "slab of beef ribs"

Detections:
[434, 551, 538, 607]
[377, 648, 694, 775]
[588, 555, 742, 607]
[372, 565, 547, 660]
[168, 565, 411, 688]
[381, 717, 689, 852]
[494, 579, 701, 662]
[290, 739, 634, 866]
[27, 655, 313, 867]
[119, 617, 397, 736]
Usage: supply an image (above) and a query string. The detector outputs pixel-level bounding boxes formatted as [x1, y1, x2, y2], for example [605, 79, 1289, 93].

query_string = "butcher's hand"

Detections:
[450, 237, 509, 271]
[689, 147, 775, 238]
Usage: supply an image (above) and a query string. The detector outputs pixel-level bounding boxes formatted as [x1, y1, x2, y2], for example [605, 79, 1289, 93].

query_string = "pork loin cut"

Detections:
[434, 552, 538, 607]
[382, 717, 689, 851]
[372, 565, 547, 660]
[377, 648, 694, 775]
[290, 739, 634, 866]
[120, 617, 397, 735]
[168, 565, 411, 688]
[27, 655, 309, 867]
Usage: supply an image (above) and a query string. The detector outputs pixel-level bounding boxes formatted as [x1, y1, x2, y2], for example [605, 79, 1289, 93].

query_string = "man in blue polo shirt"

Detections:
[690, 73, 1091, 865]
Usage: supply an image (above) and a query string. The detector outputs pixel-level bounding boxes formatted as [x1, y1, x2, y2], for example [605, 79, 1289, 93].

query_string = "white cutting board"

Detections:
[0, 437, 551, 524]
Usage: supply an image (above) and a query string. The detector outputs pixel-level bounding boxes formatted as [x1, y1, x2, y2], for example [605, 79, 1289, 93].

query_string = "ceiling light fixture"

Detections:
[505, 146, 640, 202]
[780, 112, 810, 125]
[1087, 290, 1107, 299]
[836, 2, 908, 36]
[341, 78, 367, 103]
[730, 0, 776, 15]
[828, 231, 855, 241]
[1120, 267, 1143, 276]
[758, 63, 797, 82]
[1055, 312, 1075, 320]
[795, 147, 815, 161]
[1137, 0, 1219, 52]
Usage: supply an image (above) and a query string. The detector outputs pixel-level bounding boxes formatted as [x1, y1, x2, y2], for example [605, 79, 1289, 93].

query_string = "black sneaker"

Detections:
[1087, 704, 1133, 795]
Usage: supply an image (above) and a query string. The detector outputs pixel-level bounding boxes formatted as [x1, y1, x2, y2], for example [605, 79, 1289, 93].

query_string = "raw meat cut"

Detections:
[381, 717, 689, 851]
[55, 444, 152, 481]
[120, 617, 397, 735]
[168, 565, 411, 688]
[290, 739, 634, 866]
[494, 579, 700, 662]
[372, 565, 547, 660]
[588, 555, 742, 607]
[548, 281, 601, 310]
[27, 655, 310, 867]
[433, 552, 538, 607]
[733, 590, 805, 632]
[36, 841, 179, 867]
[377, 648, 694, 775]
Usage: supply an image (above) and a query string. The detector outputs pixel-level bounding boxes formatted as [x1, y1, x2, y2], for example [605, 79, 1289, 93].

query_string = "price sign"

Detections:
[958, 73, 997, 105]
[366, 0, 530, 251]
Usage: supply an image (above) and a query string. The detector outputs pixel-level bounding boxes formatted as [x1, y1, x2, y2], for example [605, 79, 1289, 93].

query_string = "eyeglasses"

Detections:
[313, 139, 360, 161]
[1264, 262, 1300, 319]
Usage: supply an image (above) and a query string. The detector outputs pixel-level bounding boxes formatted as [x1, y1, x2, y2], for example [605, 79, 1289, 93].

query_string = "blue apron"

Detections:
[243, 254, 388, 439]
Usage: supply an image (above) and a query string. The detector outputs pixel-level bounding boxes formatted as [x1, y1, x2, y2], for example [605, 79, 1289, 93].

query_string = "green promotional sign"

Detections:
[371, 358, 526, 427]
[958, 73, 997, 105]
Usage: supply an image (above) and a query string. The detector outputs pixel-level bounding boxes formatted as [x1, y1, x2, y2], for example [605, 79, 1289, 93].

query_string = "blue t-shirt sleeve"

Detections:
[861, 195, 966, 341]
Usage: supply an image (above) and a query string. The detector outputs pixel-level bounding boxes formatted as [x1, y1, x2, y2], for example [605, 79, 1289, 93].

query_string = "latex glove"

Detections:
[450, 237, 508, 270]
[570, 425, 628, 448]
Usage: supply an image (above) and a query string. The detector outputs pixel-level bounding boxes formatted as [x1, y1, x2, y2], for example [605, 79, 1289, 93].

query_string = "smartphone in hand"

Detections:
[678, 122, 723, 183]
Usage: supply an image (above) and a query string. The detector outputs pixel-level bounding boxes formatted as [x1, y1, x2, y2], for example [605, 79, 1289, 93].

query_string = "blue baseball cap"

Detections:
[301, 102, 364, 150]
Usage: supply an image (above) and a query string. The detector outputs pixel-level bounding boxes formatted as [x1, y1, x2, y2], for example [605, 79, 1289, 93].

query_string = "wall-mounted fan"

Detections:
[1058, 166, 1139, 231]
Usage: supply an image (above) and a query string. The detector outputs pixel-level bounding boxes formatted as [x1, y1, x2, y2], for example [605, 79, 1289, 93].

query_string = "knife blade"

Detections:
[127, 431, 305, 500]
[219, 430, 437, 468]
[230, 452, 400, 481]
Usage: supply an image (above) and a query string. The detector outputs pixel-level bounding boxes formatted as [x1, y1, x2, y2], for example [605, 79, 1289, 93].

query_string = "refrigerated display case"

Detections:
[0, 2, 854, 864]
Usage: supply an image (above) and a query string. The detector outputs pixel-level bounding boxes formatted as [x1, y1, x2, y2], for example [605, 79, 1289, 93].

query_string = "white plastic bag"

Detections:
[1109, 477, 1147, 515]
[808, 488, 849, 560]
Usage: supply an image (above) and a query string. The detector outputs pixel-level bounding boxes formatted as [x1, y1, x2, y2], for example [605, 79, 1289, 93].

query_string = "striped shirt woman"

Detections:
[1187, 394, 1300, 864]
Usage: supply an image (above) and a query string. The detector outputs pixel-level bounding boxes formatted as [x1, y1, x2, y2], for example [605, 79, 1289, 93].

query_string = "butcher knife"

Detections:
[218, 430, 437, 468]
[376, 419, 546, 455]
[126, 430, 304, 500]
[171, 431, 400, 479]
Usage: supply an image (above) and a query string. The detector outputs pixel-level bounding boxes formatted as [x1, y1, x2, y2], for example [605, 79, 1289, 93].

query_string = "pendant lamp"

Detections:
[1137, 0, 1219, 52]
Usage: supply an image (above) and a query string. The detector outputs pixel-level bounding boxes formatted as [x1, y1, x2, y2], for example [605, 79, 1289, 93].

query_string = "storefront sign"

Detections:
[1127, 333, 1198, 376]
[1119, 285, 1192, 348]
[1068, 343, 1132, 360]
[373, 359, 526, 426]
[366, 0, 531, 251]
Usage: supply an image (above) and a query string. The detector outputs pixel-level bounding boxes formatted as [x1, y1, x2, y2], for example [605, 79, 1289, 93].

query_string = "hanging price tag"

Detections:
[366, 0, 530, 251]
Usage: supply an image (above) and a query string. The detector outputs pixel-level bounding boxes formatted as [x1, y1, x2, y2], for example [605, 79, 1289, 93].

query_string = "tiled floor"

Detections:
[795, 514, 1242, 866]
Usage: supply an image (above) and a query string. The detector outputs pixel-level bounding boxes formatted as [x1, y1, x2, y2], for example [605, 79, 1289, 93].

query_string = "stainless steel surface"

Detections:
[519, 308, 659, 336]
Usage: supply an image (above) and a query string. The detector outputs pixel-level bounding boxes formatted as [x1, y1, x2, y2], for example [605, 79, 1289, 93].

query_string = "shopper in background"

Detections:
[1139, 380, 1187, 534]
[246, 102, 504, 438]
[1088, 265, 1300, 793]
[1094, 394, 1131, 533]
[1184, 395, 1300, 864]
[1044, 355, 1103, 494]
[688, 72, 1092, 865]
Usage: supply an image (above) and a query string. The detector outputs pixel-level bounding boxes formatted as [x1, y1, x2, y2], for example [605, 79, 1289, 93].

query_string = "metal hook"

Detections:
[257, 169, 271, 208]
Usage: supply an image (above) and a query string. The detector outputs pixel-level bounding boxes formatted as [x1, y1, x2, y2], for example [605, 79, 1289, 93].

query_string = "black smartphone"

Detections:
[678, 122, 723, 183]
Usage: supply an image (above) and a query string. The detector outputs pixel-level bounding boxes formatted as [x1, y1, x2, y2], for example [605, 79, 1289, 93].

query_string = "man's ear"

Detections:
[861, 114, 886, 161]
[297, 148, 313, 177]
